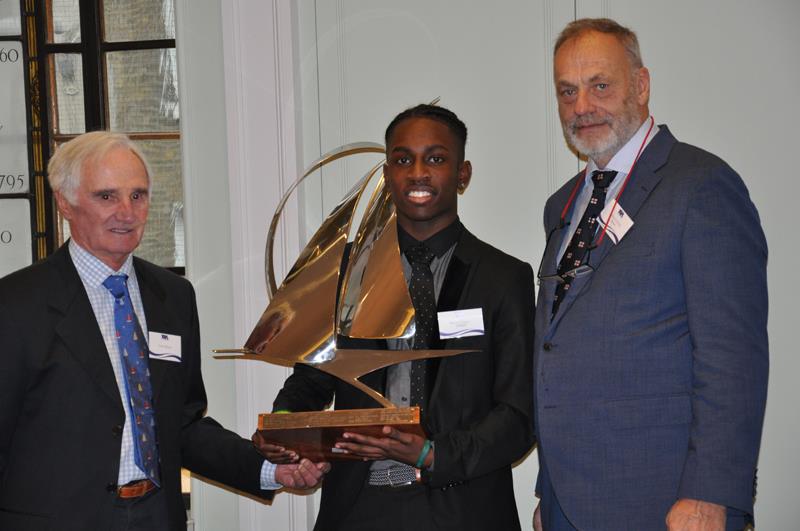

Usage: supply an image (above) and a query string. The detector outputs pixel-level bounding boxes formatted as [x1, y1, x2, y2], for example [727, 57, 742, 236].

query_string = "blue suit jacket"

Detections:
[533, 126, 768, 530]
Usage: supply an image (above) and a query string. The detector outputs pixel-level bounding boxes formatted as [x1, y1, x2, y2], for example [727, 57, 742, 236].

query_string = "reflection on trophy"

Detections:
[214, 141, 470, 460]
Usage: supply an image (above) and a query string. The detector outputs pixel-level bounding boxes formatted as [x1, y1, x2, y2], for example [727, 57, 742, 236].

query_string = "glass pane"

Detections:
[106, 49, 180, 133]
[0, 42, 29, 193]
[48, 0, 81, 43]
[103, 0, 175, 42]
[0, 0, 22, 36]
[49, 53, 85, 135]
[135, 139, 184, 268]
[0, 198, 32, 277]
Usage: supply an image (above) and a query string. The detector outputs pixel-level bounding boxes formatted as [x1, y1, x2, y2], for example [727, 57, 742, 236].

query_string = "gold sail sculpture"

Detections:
[215, 141, 469, 408]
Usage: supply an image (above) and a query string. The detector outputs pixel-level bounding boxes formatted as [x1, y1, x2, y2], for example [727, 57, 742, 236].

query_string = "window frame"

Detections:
[30, 0, 184, 274]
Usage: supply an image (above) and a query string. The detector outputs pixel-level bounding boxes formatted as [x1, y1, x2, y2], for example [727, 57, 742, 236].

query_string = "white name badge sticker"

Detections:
[438, 308, 485, 339]
[149, 331, 182, 362]
[598, 202, 634, 244]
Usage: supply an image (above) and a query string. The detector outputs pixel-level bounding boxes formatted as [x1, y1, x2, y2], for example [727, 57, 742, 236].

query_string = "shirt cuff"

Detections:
[260, 460, 282, 490]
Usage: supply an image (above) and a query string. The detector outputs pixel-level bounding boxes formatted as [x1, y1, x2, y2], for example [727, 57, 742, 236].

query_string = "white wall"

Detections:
[178, 1, 800, 529]
[219, 1, 315, 530]
[175, 1, 240, 529]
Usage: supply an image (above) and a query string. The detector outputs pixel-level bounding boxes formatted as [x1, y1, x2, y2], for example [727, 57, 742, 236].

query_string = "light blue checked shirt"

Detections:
[69, 241, 280, 490]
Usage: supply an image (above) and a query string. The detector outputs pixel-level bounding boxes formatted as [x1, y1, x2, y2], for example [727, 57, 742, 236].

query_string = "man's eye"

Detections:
[595, 83, 608, 90]
[397, 156, 411, 165]
[101, 193, 111, 200]
[429, 156, 445, 164]
[132, 192, 141, 200]
[559, 88, 576, 98]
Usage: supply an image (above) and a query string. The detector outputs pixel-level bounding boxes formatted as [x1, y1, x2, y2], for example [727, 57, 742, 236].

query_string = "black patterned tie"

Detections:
[406, 243, 438, 409]
[551, 170, 617, 317]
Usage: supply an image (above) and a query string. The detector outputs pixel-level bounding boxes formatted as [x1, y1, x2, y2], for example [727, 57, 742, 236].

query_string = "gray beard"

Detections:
[563, 97, 644, 166]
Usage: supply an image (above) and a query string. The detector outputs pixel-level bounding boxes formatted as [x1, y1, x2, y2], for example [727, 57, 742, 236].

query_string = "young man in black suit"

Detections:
[0, 131, 328, 531]
[260, 105, 535, 531]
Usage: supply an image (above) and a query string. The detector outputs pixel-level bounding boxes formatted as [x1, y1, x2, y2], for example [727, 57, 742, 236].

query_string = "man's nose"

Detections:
[573, 89, 594, 116]
[410, 159, 429, 180]
[116, 198, 135, 220]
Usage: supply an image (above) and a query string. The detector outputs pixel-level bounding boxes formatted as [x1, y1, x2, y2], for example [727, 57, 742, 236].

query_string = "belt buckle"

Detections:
[387, 468, 412, 488]
[117, 479, 155, 499]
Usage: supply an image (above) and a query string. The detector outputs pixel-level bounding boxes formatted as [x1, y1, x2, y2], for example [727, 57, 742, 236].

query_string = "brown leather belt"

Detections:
[117, 479, 157, 499]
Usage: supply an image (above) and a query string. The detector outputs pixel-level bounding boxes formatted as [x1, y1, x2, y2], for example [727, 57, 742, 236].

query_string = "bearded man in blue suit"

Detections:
[532, 18, 768, 531]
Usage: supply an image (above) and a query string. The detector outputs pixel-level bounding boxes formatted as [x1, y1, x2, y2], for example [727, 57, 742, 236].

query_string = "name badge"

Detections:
[598, 202, 634, 244]
[149, 331, 182, 362]
[438, 308, 485, 339]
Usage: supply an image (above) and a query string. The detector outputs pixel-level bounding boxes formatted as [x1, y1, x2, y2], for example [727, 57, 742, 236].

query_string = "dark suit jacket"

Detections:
[274, 227, 535, 531]
[534, 126, 769, 530]
[0, 244, 271, 531]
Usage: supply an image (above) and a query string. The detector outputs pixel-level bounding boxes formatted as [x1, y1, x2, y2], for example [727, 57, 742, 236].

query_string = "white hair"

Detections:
[47, 131, 152, 204]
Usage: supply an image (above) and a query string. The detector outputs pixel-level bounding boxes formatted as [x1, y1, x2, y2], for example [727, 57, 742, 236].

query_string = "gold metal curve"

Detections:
[265, 142, 385, 298]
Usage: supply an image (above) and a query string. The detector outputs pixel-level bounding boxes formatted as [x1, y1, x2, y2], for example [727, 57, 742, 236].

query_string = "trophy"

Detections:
[214, 140, 470, 460]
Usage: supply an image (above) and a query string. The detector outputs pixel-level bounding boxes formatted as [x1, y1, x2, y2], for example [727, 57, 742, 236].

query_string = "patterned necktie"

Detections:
[103, 274, 160, 485]
[552, 170, 617, 317]
[406, 243, 438, 410]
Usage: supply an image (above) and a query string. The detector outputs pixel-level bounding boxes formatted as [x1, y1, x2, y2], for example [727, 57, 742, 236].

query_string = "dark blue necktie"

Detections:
[552, 170, 617, 317]
[103, 274, 160, 485]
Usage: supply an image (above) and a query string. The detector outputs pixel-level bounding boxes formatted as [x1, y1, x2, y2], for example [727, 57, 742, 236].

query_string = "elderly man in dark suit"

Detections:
[533, 18, 769, 531]
[0, 131, 328, 531]
[257, 104, 536, 531]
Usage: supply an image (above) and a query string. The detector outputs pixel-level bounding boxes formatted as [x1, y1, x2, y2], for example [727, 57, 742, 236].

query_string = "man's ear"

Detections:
[635, 66, 651, 106]
[457, 160, 472, 194]
[54, 192, 73, 221]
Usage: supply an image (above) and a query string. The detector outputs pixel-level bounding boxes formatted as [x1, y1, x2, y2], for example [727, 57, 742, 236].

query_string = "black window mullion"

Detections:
[79, 0, 104, 131]
[102, 38, 175, 52]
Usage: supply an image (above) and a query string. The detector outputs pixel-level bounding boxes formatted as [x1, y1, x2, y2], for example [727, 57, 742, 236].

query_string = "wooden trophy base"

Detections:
[257, 407, 424, 461]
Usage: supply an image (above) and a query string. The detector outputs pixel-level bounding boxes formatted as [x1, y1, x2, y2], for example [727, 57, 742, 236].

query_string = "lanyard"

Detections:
[557, 116, 655, 247]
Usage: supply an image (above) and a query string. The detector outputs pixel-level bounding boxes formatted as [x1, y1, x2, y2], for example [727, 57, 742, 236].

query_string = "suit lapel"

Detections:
[426, 230, 478, 409]
[537, 175, 583, 334]
[551, 127, 677, 325]
[133, 259, 172, 404]
[49, 246, 124, 410]
[538, 219, 572, 322]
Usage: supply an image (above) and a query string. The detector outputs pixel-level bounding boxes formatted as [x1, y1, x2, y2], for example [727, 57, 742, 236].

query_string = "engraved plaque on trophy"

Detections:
[257, 408, 425, 461]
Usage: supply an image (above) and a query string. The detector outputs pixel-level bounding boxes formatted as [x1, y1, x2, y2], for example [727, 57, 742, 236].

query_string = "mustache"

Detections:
[568, 115, 611, 132]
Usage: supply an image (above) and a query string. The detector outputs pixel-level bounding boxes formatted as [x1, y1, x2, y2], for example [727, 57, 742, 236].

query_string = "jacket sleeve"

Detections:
[272, 363, 337, 413]
[0, 281, 26, 480]
[178, 283, 274, 499]
[676, 162, 769, 516]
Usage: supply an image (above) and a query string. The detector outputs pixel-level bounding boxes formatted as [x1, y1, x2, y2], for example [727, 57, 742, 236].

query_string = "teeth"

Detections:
[408, 190, 431, 198]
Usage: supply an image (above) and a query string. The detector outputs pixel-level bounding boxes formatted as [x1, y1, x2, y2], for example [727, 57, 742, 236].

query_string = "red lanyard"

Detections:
[558, 116, 655, 246]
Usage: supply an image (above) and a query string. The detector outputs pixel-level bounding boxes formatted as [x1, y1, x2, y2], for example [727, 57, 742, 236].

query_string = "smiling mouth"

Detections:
[575, 123, 606, 132]
[110, 228, 135, 234]
[406, 189, 434, 204]
[572, 119, 610, 134]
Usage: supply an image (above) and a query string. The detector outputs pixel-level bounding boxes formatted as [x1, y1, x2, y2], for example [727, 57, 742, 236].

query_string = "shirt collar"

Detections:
[397, 218, 463, 258]
[69, 239, 135, 287]
[585, 116, 659, 179]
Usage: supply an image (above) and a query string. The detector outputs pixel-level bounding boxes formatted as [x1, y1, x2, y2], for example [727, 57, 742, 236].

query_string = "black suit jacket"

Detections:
[274, 228, 535, 531]
[0, 244, 271, 531]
